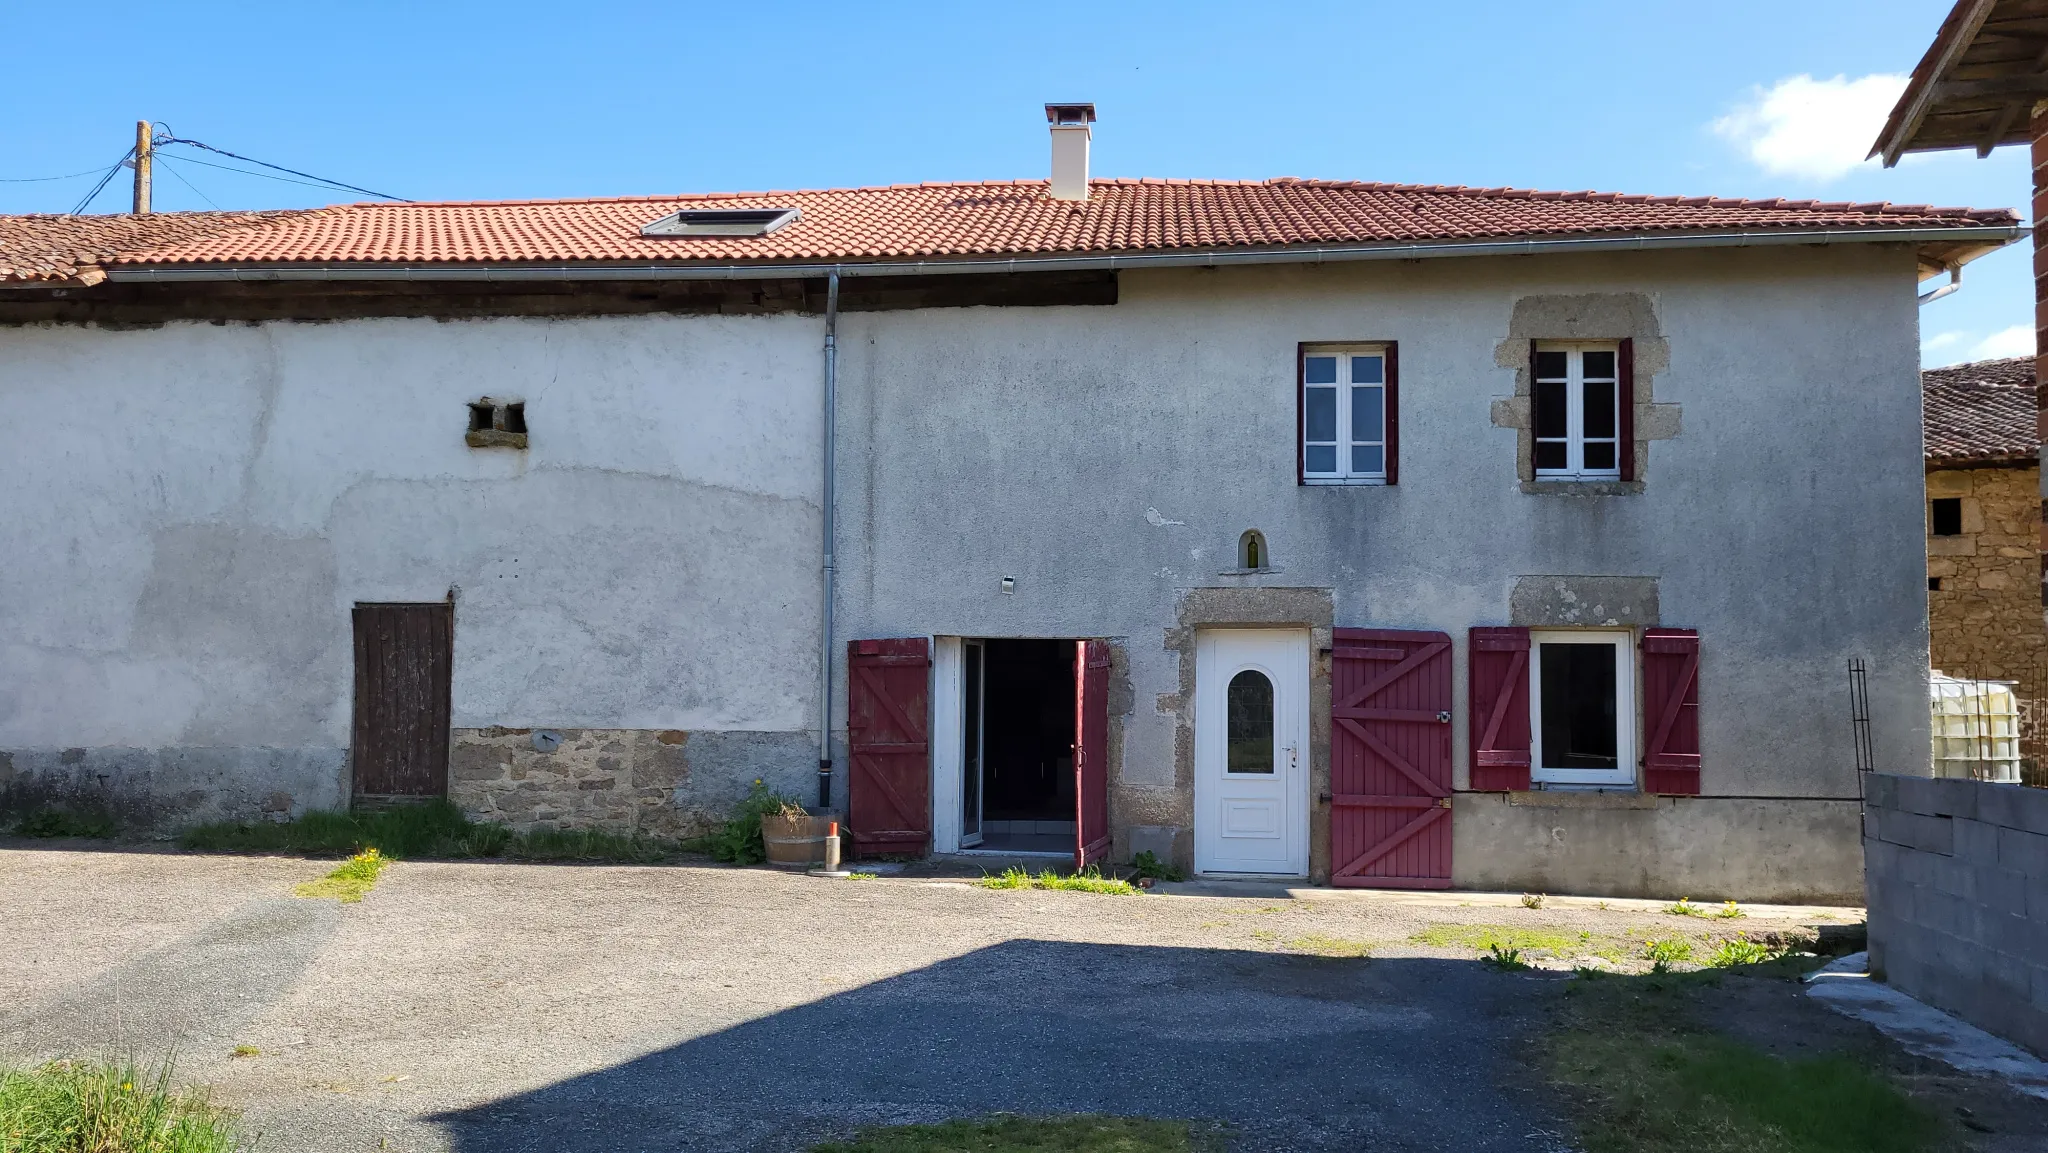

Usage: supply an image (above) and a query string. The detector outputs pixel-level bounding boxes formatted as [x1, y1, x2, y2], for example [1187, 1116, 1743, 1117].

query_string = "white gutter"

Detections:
[100, 224, 2022, 284]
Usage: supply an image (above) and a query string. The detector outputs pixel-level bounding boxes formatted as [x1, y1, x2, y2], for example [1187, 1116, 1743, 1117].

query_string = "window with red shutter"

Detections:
[1640, 629, 1701, 795]
[1468, 627, 1531, 791]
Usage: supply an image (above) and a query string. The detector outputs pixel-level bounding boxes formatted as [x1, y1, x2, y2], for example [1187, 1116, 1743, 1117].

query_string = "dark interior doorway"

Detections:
[963, 638, 1076, 854]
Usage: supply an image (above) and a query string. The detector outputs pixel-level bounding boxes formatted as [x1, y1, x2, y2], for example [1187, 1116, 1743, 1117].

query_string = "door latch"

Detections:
[1436, 711, 1451, 724]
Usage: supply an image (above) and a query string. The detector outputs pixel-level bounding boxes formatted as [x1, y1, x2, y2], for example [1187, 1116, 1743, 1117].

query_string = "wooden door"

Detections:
[351, 603, 453, 799]
[847, 637, 932, 857]
[1330, 628, 1452, 888]
[1073, 639, 1111, 870]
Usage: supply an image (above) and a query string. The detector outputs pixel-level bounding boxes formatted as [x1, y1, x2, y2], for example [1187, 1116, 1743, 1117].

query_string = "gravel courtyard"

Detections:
[2, 847, 1871, 1152]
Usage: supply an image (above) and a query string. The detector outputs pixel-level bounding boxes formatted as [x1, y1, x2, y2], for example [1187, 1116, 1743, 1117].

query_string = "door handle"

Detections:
[1437, 711, 1451, 724]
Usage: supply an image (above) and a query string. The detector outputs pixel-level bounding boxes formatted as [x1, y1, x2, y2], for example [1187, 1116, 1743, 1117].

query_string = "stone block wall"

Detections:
[1864, 772, 2048, 1056]
[1927, 465, 2046, 701]
[450, 728, 701, 838]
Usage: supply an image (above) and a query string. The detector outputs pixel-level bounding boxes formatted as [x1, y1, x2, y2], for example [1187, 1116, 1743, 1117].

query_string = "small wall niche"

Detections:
[466, 397, 529, 449]
[1238, 529, 1269, 572]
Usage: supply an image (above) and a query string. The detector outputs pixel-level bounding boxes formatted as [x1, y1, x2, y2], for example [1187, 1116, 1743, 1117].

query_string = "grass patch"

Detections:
[1666, 897, 1743, 919]
[1547, 963, 1943, 1153]
[293, 849, 389, 903]
[810, 1114, 1218, 1152]
[1551, 1030, 1939, 1152]
[11, 806, 117, 839]
[228, 1046, 259, 1059]
[1703, 937, 1785, 969]
[1410, 923, 1593, 959]
[0, 1058, 243, 1152]
[975, 868, 1138, 895]
[1287, 933, 1370, 958]
[181, 798, 683, 863]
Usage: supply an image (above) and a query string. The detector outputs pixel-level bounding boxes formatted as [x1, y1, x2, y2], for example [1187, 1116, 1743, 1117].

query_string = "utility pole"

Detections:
[132, 120, 151, 214]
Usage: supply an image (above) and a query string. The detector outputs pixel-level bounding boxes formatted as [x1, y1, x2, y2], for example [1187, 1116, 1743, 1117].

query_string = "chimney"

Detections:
[1045, 103, 1096, 201]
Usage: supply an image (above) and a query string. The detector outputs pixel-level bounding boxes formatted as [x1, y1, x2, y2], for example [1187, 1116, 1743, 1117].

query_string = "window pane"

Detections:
[1582, 350, 1616, 380]
[1352, 444, 1384, 474]
[1534, 380, 1567, 438]
[1351, 386, 1383, 442]
[1226, 669, 1275, 773]
[1534, 440, 1568, 471]
[1535, 350, 1568, 380]
[1305, 388, 1337, 442]
[1583, 380, 1615, 438]
[1306, 445, 1337, 473]
[1583, 441, 1616, 471]
[1539, 643, 1618, 770]
[1350, 355, 1384, 384]
[1305, 356, 1338, 385]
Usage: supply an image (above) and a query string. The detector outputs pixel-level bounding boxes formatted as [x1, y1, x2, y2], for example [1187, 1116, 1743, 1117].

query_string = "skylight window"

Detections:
[640, 207, 801, 238]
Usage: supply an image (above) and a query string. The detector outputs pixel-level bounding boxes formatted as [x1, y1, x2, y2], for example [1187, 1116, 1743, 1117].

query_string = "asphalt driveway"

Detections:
[0, 848, 1850, 1152]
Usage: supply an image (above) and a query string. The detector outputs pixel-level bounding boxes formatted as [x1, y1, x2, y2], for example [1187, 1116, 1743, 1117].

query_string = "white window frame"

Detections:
[1529, 629, 1636, 787]
[1301, 344, 1389, 485]
[1532, 342, 1622, 481]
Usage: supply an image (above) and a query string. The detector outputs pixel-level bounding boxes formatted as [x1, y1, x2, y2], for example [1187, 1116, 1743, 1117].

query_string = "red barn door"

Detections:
[1074, 639, 1112, 870]
[847, 638, 931, 857]
[1330, 628, 1453, 889]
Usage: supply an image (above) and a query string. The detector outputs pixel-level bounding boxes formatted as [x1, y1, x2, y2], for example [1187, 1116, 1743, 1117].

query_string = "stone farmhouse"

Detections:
[1923, 355, 2048, 771]
[0, 108, 2021, 901]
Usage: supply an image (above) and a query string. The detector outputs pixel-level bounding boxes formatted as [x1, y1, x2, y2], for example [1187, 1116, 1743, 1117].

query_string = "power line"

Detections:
[154, 135, 408, 202]
[69, 148, 134, 215]
[0, 164, 118, 184]
[151, 150, 393, 197]
[152, 155, 220, 210]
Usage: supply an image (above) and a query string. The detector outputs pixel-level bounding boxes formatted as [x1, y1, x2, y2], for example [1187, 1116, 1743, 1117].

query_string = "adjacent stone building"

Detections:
[1923, 355, 2047, 721]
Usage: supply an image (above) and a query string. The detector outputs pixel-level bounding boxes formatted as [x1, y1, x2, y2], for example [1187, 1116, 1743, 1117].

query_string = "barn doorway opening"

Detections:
[962, 638, 1078, 854]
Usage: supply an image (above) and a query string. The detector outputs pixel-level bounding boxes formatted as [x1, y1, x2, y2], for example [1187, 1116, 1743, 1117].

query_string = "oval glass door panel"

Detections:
[1226, 669, 1275, 773]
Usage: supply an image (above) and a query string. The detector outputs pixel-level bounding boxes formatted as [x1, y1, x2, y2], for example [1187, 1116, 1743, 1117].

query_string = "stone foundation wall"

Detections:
[1927, 464, 2047, 703]
[448, 727, 814, 839]
[0, 746, 347, 833]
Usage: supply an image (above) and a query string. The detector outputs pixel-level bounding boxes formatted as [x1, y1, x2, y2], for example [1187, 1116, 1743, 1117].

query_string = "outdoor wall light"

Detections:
[1000, 576, 1016, 594]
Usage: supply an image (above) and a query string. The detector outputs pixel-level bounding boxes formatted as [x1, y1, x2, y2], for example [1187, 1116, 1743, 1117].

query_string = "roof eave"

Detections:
[101, 224, 2025, 285]
[1874, 0, 2001, 165]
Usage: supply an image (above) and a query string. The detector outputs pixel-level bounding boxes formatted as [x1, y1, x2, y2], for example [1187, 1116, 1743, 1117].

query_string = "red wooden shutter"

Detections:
[1641, 628, 1700, 795]
[1618, 337, 1636, 482]
[1330, 629, 1453, 888]
[1295, 343, 1307, 486]
[1073, 640, 1112, 870]
[847, 637, 932, 857]
[1384, 342, 1400, 486]
[1468, 627, 1532, 791]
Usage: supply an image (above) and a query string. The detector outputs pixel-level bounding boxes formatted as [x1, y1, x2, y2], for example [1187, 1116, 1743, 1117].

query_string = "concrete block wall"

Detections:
[1864, 772, 2048, 1056]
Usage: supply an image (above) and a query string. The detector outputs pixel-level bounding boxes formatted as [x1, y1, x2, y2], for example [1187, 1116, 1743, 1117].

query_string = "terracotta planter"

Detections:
[761, 813, 833, 866]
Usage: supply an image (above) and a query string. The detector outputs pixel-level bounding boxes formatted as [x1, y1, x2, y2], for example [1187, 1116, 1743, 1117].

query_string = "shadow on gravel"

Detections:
[430, 941, 1564, 1153]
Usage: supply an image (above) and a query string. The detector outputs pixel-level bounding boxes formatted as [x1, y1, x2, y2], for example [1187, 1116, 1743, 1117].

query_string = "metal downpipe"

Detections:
[817, 270, 840, 809]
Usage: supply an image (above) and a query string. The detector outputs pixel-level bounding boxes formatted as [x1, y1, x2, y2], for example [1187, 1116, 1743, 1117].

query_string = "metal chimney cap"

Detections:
[1044, 103, 1097, 125]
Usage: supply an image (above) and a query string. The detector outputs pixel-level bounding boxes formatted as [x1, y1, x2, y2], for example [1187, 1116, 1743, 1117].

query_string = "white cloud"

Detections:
[1971, 324, 2035, 360]
[1922, 325, 2035, 367]
[1713, 73, 1908, 181]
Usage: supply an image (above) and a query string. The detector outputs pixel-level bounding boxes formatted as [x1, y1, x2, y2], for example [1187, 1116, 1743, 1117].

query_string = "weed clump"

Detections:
[1130, 850, 1186, 882]
[182, 798, 681, 863]
[294, 849, 389, 903]
[11, 806, 117, 840]
[0, 1057, 242, 1153]
[975, 867, 1138, 895]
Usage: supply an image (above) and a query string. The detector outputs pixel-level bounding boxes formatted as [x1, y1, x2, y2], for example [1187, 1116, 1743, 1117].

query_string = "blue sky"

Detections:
[2, 1, 2028, 366]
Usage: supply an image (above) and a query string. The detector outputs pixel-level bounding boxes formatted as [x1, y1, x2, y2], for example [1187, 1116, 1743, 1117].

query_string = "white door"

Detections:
[1195, 628, 1310, 876]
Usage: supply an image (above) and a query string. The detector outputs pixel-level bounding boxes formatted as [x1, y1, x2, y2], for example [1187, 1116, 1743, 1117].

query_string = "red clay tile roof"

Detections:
[0, 179, 2022, 284]
[1924, 355, 2038, 466]
[0, 210, 305, 284]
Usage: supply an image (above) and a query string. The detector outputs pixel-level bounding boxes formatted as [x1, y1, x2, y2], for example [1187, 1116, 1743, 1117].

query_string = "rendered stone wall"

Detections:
[1926, 464, 2047, 704]
[1864, 772, 2048, 1056]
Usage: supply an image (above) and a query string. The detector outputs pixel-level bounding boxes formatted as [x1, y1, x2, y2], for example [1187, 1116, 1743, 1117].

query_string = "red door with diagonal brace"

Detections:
[1074, 640, 1112, 870]
[847, 638, 931, 857]
[1329, 628, 1453, 889]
